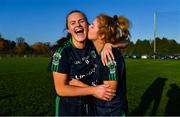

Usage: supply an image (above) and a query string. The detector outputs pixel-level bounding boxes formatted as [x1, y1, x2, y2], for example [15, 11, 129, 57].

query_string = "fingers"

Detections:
[103, 84, 116, 93]
[109, 50, 114, 61]
[101, 51, 110, 66]
[103, 84, 116, 101]
[101, 43, 115, 65]
[104, 92, 115, 98]
[94, 84, 116, 101]
[102, 97, 110, 101]
[102, 92, 116, 101]
[101, 49, 109, 66]
[101, 51, 106, 66]
[106, 88, 116, 93]
[106, 52, 112, 64]
[102, 96, 111, 101]
[101, 50, 114, 66]
[101, 93, 112, 101]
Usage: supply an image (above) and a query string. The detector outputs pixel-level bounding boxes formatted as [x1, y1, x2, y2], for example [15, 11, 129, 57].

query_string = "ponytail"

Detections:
[116, 16, 131, 40]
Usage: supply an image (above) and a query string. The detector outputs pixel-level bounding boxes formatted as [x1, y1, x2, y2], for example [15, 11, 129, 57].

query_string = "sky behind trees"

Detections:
[0, 0, 180, 44]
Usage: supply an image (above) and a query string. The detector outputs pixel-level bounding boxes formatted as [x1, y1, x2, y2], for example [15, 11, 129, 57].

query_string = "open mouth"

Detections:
[75, 28, 84, 34]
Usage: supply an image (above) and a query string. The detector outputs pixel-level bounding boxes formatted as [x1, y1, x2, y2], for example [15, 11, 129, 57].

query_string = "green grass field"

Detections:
[0, 57, 179, 115]
[126, 59, 180, 116]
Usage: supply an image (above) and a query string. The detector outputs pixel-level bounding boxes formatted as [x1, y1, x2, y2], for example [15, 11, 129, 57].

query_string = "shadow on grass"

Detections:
[130, 77, 167, 116]
[164, 84, 180, 116]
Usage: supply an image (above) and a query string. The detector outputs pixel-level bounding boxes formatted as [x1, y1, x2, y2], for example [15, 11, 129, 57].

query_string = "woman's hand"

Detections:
[92, 84, 116, 101]
[69, 78, 116, 101]
[101, 43, 114, 66]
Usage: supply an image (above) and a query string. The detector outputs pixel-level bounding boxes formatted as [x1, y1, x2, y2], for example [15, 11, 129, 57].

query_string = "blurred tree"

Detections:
[133, 39, 144, 54]
[0, 38, 5, 51]
[151, 37, 180, 54]
[31, 42, 50, 54]
[142, 40, 153, 54]
[121, 41, 135, 55]
[169, 39, 179, 54]
[15, 37, 31, 54]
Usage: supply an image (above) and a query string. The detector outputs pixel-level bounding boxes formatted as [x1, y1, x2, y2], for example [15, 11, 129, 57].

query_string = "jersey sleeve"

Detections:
[102, 49, 124, 81]
[50, 47, 70, 73]
[103, 59, 118, 81]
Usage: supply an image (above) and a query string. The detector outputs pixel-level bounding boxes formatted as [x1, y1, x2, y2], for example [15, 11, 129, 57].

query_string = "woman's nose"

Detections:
[76, 22, 81, 26]
[74, 22, 81, 27]
[89, 25, 92, 28]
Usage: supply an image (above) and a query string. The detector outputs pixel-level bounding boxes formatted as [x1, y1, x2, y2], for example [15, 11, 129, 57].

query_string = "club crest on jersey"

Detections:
[52, 52, 61, 65]
[106, 60, 117, 74]
[90, 50, 96, 58]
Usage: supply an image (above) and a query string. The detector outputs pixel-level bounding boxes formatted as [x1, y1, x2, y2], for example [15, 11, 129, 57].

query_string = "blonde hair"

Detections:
[96, 14, 131, 44]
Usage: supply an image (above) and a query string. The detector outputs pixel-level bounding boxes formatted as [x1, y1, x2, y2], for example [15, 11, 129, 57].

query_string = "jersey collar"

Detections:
[70, 38, 76, 48]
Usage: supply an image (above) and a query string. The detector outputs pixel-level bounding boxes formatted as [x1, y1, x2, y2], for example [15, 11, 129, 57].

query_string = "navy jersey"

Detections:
[93, 48, 128, 116]
[50, 39, 97, 116]
[51, 39, 97, 85]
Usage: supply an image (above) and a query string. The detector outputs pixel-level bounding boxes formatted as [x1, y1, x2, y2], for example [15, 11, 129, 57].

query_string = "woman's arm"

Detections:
[69, 79, 89, 87]
[111, 40, 129, 48]
[101, 40, 129, 65]
[103, 81, 118, 90]
[69, 79, 116, 101]
[69, 79, 118, 90]
[53, 72, 115, 100]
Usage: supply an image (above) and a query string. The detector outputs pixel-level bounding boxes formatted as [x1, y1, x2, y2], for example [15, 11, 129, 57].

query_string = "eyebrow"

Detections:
[69, 18, 85, 22]
[78, 19, 86, 22]
[70, 20, 75, 23]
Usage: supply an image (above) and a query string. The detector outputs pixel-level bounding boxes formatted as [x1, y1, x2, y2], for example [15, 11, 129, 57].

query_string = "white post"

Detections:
[154, 12, 156, 59]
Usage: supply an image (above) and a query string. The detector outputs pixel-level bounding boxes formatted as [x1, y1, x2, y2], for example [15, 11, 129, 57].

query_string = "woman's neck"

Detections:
[72, 38, 86, 49]
[92, 38, 105, 54]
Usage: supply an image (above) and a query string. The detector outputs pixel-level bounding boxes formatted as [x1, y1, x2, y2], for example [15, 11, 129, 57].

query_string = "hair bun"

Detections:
[113, 15, 118, 21]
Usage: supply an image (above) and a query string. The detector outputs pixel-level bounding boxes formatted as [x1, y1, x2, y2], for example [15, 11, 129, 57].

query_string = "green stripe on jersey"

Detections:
[51, 39, 71, 72]
[109, 73, 117, 80]
[55, 96, 60, 117]
[107, 60, 118, 80]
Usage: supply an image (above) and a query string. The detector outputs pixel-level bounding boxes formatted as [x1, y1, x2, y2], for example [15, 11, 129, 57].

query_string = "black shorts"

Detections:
[55, 96, 95, 116]
[94, 97, 128, 116]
